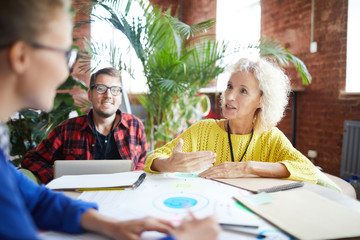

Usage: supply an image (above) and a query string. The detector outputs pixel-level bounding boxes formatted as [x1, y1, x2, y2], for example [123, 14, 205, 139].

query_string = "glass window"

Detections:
[216, 0, 261, 91]
[91, 2, 148, 94]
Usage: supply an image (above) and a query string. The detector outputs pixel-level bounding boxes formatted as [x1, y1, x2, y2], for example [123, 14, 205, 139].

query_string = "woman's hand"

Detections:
[172, 215, 221, 240]
[152, 138, 216, 172]
[80, 209, 174, 240]
[81, 209, 220, 240]
[199, 162, 251, 179]
[199, 161, 290, 179]
[108, 217, 175, 240]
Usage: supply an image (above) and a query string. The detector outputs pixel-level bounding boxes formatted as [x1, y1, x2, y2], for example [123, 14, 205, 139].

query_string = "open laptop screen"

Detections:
[54, 160, 133, 179]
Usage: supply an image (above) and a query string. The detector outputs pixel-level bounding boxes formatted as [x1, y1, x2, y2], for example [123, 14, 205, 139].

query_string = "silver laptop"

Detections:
[54, 160, 133, 179]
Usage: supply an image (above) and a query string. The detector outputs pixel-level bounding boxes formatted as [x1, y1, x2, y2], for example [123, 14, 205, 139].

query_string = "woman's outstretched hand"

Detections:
[153, 138, 216, 172]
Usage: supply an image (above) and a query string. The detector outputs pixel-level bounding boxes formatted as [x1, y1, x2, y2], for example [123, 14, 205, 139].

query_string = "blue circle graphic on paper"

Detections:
[163, 197, 197, 209]
[153, 193, 209, 213]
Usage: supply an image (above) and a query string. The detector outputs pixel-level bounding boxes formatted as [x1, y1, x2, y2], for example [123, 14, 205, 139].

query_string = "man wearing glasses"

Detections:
[21, 67, 147, 184]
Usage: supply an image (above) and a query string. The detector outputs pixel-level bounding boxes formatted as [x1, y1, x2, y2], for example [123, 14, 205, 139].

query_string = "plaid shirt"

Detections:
[21, 110, 147, 184]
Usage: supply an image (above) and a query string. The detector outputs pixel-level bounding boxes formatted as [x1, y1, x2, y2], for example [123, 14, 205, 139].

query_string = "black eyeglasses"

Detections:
[28, 42, 78, 69]
[0, 42, 77, 69]
[91, 84, 122, 96]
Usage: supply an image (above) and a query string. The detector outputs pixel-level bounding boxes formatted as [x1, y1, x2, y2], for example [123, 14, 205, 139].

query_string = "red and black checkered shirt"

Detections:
[21, 110, 147, 184]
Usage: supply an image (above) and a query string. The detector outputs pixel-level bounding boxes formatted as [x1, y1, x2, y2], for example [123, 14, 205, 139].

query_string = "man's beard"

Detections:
[93, 108, 117, 119]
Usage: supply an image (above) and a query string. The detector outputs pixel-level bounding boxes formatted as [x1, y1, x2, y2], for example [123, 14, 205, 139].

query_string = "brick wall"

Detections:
[262, 0, 360, 176]
[150, 0, 179, 16]
[70, 0, 92, 106]
[72, 0, 91, 85]
[180, 0, 216, 34]
[150, 0, 216, 34]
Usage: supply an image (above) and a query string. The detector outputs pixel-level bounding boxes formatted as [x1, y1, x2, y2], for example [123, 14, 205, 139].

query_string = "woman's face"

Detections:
[222, 70, 262, 121]
[19, 10, 72, 112]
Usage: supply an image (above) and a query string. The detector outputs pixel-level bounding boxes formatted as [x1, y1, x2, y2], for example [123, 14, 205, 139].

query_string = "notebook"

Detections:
[47, 171, 145, 191]
[54, 160, 133, 179]
[213, 177, 304, 193]
[234, 189, 360, 240]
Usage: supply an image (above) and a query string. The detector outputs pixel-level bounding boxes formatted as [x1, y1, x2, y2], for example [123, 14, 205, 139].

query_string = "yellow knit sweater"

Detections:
[145, 119, 318, 183]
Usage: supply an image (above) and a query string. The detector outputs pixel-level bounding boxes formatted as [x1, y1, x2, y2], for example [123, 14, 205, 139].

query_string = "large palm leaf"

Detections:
[249, 38, 312, 84]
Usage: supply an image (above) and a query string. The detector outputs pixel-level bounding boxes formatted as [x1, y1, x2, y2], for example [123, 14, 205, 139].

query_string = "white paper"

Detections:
[41, 172, 291, 240]
[46, 171, 143, 190]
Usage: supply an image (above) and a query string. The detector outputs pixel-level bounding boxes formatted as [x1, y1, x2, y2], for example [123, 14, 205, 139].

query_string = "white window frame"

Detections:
[345, 0, 360, 93]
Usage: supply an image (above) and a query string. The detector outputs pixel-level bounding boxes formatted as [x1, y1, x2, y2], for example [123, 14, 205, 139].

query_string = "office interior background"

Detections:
[70, 0, 360, 179]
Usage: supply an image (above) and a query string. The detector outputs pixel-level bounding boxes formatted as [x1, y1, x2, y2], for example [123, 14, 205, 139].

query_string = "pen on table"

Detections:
[221, 225, 266, 239]
[220, 223, 259, 229]
[132, 172, 146, 189]
[76, 187, 126, 192]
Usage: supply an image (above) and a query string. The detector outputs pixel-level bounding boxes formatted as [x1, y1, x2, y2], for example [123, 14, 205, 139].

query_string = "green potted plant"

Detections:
[87, 0, 311, 150]
[7, 75, 88, 166]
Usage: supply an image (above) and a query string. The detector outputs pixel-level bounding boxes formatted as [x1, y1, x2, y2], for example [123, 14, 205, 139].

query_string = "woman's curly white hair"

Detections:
[223, 58, 291, 133]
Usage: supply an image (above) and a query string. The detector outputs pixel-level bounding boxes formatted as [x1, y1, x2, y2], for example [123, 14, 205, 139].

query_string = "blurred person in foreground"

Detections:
[144, 58, 340, 191]
[0, 0, 220, 239]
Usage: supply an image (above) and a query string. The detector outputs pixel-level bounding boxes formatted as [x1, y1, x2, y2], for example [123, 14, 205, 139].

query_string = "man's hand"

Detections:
[153, 138, 216, 172]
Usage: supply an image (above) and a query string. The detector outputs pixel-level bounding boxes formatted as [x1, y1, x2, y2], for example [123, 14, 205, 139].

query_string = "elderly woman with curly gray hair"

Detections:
[144, 57, 339, 189]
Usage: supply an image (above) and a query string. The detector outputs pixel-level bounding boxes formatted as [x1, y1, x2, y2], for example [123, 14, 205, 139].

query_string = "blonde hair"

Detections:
[0, 0, 71, 46]
[223, 58, 290, 133]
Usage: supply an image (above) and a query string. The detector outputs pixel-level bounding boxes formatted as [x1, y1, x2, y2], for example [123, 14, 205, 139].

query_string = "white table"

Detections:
[43, 173, 360, 240]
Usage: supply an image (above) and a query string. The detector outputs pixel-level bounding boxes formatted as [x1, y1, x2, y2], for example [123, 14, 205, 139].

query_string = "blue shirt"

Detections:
[0, 148, 98, 239]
